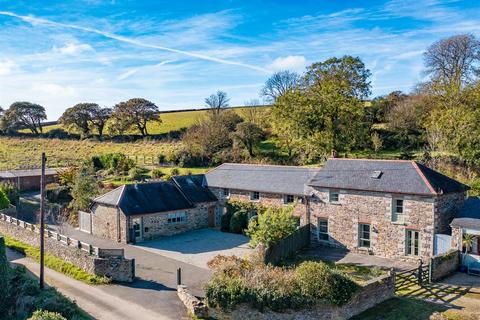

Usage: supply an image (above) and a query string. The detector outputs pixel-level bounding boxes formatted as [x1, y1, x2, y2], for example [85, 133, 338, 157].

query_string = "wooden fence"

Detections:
[264, 224, 311, 265]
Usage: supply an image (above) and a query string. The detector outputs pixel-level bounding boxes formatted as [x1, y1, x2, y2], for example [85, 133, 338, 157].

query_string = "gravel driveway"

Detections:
[133, 228, 253, 269]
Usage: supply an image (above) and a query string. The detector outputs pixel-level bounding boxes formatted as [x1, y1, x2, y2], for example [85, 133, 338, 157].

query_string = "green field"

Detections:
[0, 136, 179, 170]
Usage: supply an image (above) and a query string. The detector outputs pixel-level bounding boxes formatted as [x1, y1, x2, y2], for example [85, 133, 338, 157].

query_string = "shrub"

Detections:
[205, 274, 248, 309]
[28, 310, 67, 320]
[151, 168, 165, 179]
[246, 206, 297, 247]
[170, 168, 180, 176]
[128, 167, 145, 180]
[295, 261, 359, 306]
[0, 190, 10, 210]
[0, 182, 19, 206]
[45, 185, 72, 204]
[229, 209, 249, 234]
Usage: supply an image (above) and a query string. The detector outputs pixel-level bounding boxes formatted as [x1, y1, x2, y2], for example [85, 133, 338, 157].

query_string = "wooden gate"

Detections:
[395, 261, 430, 293]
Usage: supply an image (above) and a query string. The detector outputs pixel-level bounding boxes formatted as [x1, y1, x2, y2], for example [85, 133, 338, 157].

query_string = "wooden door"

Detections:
[208, 207, 215, 227]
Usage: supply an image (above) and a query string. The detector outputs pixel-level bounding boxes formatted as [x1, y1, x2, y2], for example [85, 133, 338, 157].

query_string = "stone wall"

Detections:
[209, 187, 309, 225]
[430, 249, 460, 282]
[177, 285, 208, 318]
[0, 213, 134, 282]
[308, 187, 436, 261]
[211, 273, 395, 320]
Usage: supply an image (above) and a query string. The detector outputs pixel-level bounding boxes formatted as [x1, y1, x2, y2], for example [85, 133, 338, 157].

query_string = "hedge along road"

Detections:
[6, 248, 187, 320]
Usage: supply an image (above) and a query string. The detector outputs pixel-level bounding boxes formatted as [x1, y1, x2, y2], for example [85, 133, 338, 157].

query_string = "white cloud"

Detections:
[53, 42, 94, 55]
[32, 83, 78, 98]
[268, 55, 307, 72]
[0, 60, 17, 75]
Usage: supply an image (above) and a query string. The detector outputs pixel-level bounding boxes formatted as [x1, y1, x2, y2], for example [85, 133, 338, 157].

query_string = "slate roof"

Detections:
[204, 163, 322, 196]
[172, 175, 217, 204]
[308, 159, 469, 196]
[93, 176, 217, 216]
[0, 168, 58, 178]
[451, 198, 480, 230]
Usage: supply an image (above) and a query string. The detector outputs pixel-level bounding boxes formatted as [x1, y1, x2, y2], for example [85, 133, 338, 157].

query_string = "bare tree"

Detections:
[424, 34, 480, 91]
[260, 70, 300, 103]
[205, 91, 230, 115]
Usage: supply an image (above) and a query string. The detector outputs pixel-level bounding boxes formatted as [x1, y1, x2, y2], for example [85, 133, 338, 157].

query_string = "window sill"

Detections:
[329, 202, 341, 205]
[391, 221, 406, 225]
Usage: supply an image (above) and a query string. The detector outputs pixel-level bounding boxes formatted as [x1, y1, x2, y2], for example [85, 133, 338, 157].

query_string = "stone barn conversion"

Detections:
[0, 168, 58, 191]
[80, 175, 219, 243]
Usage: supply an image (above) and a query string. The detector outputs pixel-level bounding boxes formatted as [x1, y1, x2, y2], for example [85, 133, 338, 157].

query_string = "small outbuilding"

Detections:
[451, 197, 480, 257]
[0, 168, 58, 191]
[81, 175, 219, 243]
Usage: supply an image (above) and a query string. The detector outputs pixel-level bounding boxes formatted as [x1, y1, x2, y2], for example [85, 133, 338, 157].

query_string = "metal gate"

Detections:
[434, 234, 451, 256]
[79, 210, 92, 233]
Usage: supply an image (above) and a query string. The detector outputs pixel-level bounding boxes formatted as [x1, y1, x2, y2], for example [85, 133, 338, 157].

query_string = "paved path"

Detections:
[57, 226, 212, 297]
[300, 245, 417, 271]
[7, 249, 188, 320]
[134, 228, 252, 269]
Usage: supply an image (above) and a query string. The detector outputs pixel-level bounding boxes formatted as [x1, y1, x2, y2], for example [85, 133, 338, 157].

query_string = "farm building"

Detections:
[0, 168, 59, 191]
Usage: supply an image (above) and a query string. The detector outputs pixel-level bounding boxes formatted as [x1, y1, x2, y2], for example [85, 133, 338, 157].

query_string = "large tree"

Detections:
[424, 34, 480, 93]
[112, 98, 160, 136]
[205, 91, 230, 115]
[260, 70, 300, 103]
[272, 56, 371, 163]
[59, 103, 97, 136]
[91, 107, 112, 137]
[2, 102, 47, 134]
[233, 122, 264, 157]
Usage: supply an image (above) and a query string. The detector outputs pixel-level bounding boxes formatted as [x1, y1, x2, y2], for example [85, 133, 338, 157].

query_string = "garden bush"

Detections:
[45, 184, 72, 204]
[0, 182, 19, 206]
[28, 310, 67, 320]
[229, 209, 249, 234]
[296, 261, 359, 305]
[246, 206, 297, 247]
[151, 168, 165, 179]
[0, 190, 10, 210]
[204, 255, 359, 312]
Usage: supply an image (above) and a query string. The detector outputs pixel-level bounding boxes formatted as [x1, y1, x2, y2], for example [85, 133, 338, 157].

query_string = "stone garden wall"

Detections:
[211, 273, 395, 320]
[429, 249, 460, 282]
[0, 213, 134, 282]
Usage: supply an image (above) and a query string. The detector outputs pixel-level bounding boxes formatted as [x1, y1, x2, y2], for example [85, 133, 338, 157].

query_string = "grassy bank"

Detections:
[3, 235, 110, 284]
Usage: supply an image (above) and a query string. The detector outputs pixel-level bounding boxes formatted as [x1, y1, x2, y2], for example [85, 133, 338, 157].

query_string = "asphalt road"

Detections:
[7, 248, 199, 320]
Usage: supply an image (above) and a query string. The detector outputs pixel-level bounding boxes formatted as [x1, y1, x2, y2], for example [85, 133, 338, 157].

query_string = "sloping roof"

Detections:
[93, 181, 194, 216]
[172, 175, 217, 203]
[451, 197, 480, 229]
[0, 168, 58, 178]
[308, 159, 469, 196]
[204, 163, 322, 196]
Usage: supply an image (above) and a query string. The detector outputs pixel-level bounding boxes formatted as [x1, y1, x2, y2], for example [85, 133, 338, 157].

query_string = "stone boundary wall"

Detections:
[0, 212, 134, 282]
[429, 249, 460, 282]
[212, 273, 395, 320]
[177, 285, 208, 318]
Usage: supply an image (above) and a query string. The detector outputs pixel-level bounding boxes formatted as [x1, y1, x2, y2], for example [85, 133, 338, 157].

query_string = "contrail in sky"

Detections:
[0, 11, 270, 73]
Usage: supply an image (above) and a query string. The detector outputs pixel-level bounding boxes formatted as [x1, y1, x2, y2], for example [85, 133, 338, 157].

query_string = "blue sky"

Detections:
[0, 0, 479, 120]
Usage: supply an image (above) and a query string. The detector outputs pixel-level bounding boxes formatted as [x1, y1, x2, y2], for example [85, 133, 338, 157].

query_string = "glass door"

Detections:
[406, 230, 420, 256]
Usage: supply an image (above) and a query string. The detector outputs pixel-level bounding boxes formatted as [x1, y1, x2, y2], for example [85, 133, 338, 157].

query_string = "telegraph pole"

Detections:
[39, 153, 46, 289]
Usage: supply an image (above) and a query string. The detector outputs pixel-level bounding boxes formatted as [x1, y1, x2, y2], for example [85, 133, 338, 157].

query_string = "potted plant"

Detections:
[460, 233, 475, 272]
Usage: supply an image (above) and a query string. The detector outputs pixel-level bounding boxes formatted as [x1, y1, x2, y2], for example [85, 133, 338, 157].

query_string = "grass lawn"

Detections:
[351, 297, 447, 320]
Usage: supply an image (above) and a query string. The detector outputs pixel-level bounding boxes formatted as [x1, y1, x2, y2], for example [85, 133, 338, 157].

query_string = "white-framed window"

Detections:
[250, 191, 260, 201]
[329, 190, 340, 203]
[358, 223, 371, 248]
[283, 194, 295, 204]
[222, 188, 230, 198]
[406, 229, 420, 256]
[392, 198, 405, 223]
[318, 218, 329, 242]
[167, 212, 187, 224]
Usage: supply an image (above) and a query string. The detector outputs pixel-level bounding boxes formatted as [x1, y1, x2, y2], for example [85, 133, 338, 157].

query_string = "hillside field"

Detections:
[0, 136, 179, 170]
